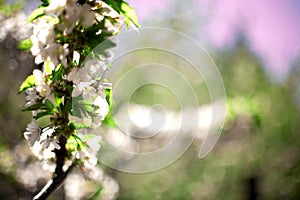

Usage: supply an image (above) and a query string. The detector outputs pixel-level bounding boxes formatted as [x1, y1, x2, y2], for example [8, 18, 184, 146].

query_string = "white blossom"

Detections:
[86, 135, 102, 152]
[72, 50, 80, 65]
[57, 0, 82, 34]
[30, 128, 56, 156]
[41, 137, 61, 150]
[76, 148, 98, 168]
[67, 67, 90, 84]
[45, 0, 67, 16]
[73, 132, 103, 168]
[25, 88, 40, 107]
[30, 17, 68, 72]
[30, 18, 56, 66]
[31, 18, 55, 45]
[60, 44, 69, 68]
[97, 2, 126, 34]
[24, 120, 41, 146]
[98, 82, 112, 91]
[84, 58, 107, 78]
[33, 69, 51, 97]
[91, 114, 103, 128]
[80, 4, 95, 27]
[94, 95, 109, 119]
[28, 127, 60, 171]
[72, 81, 96, 100]
[75, 95, 110, 129]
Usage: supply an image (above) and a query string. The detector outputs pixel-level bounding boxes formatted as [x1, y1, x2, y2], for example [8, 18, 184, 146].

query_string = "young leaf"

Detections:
[102, 114, 117, 128]
[27, 6, 46, 23]
[54, 94, 62, 108]
[120, 1, 139, 28]
[22, 102, 44, 111]
[18, 38, 32, 51]
[40, 0, 50, 7]
[105, 87, 112, 106]
[44, 99, 55, 111]
[69, 121, 91, 129]
[102, 0, 139, 28]
[88, 187, 103, 200]
[33, 111, 52, 120]
[19, 75, 36, 93]
[102, 87, 117, 127]
[66, 135, 81, 152]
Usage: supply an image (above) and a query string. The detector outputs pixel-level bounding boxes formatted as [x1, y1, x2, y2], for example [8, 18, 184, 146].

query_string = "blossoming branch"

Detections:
[19, 0, 138, 199]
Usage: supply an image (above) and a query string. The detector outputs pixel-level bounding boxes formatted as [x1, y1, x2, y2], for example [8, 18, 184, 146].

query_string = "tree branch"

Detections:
[33, 136, 74, 200]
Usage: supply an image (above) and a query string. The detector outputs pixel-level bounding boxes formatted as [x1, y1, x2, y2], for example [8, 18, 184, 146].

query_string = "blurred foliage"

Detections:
[114, 44, 300, 200]
[0, 0, 23, 16]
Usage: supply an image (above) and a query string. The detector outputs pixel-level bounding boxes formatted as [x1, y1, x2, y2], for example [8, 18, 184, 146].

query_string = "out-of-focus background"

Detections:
[1, 0, 300, 199]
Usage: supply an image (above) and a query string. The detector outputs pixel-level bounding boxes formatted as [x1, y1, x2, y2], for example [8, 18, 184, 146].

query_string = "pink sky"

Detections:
[127, 0, 172, 21]
[128, 0, 300, 79]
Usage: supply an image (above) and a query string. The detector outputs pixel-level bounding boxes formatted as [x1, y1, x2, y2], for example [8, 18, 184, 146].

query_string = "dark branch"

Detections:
[33, 136, 74, 200]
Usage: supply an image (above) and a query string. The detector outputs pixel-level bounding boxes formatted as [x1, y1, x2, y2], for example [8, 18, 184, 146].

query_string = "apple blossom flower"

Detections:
[72, 81, 96, 100]
[45, 0, 67, 16]
[24, 120, 41, 146]
[80, 4, 96, 27]
[67, 67, 90, 85]
[41, 137, 61, 150]
[76, 147, 98, 168]
[30, 127, 56, 158]
[86, 135, 102, 152]
[33, 69, 51, 97]
[25, 88, 40, 107]
[84, 59, 107, 78]
[94, 95, 109, 120]
[56, 0, 82, 34]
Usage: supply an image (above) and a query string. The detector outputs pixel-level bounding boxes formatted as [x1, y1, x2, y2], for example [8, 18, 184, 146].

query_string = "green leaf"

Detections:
[105, 87, 112, 106]
[102, 0, 139, 28]
[102, 87, 117, 127]
[72, 96, 94, 116]
[33, 111, 51, 120]
[22, 99, 55, 112]
[69, 121, 91, 129]
[54, 94, 62, 108]
[18, 38, 32, 51]
[102, 114, 117, 128]
[69, 121, 76, 130]
[19, 75, 36, 93]
[22, 102, 44, 111]
[27, 6, 46, 23]
[66, 135, 81, 152]
[41, 0, 50, 7]
[88, 187, 103, 200]
[44, 59, 52, 74]
[65, 100, 73, 114]
[44, 99, 56, 111]
[120, 1, 139, 28]
[51, 66, 63, 82]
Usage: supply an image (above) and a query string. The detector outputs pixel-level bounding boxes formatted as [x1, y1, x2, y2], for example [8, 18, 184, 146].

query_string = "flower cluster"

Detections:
[20, 0, 138, 171]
